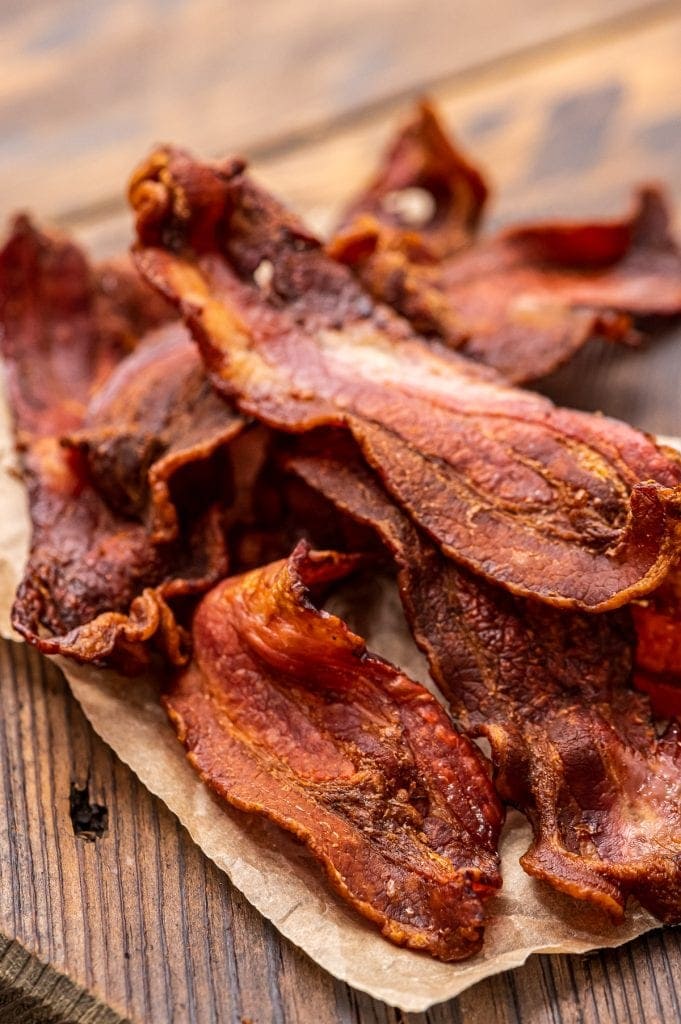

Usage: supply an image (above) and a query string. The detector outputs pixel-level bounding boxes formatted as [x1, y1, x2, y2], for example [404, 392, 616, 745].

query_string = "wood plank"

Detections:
[223, 4, 681, 234]
[0, 0, 671, 222]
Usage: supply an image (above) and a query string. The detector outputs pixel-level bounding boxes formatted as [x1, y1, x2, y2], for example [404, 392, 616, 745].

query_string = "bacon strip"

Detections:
[0, 218, 239, 669]
[130, 149, 681, 611]
[165, 543, 503, 960]
[285, 437, 681, 923]
[331, 104, 681, 384]
[68, 325, 244, 543]
[633, 566, 681, 717]
[337, 99, 487, 259]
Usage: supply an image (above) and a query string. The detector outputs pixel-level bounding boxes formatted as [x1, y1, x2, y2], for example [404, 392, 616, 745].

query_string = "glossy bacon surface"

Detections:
[0, 218, 237, 669]
[331, 104, 681, 383]
[165, 543, 503, 960]
[130, 149, 681, 611]
[285, 438, 681, 923]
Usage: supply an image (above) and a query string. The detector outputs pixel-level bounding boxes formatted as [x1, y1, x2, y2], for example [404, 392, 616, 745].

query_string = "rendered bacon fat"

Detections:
[165, 543, 503, 960]
[331, 104, 681, 383]
[131, 149, 681, 611]
[0, 217, 238, 669]
[286, 437, 681, 923]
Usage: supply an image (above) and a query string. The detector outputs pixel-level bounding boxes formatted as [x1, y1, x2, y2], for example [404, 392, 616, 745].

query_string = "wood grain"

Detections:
[1, 637, 681, 1024]
[0, 0, 672, 222]
[75, 7, 681, 282]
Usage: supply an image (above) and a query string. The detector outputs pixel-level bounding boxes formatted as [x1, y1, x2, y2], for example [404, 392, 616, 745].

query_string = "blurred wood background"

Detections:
[0, 1, 680, 1022]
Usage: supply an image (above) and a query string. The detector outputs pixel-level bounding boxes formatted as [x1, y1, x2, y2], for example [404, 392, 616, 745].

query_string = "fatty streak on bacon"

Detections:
[285, 437, 681, 923]
[165, 543, 503, 961]
[130, 148, 681, 611]
[330, 103, 681, 384]
[0, 218, 238, 670]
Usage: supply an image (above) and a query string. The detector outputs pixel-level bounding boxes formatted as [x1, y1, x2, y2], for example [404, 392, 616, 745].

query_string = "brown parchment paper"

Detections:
[0, 369, 674, 1012]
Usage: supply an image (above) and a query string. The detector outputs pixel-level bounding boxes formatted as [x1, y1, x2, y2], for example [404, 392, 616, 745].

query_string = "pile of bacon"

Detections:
[2, 102, 681, 963]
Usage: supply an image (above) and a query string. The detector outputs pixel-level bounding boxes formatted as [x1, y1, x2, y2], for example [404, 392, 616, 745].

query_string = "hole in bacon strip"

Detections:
[337, 99, 487, 259]
[330, 102, 681, 384]
[284, 435, 681, 923]
[165, 542, 503, 960]
[130, 148, 681, 611]
[0, 217, 242, 670]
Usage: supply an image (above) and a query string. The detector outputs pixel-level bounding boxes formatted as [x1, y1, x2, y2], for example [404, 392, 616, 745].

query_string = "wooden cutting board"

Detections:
[1, 2, 680, 1021]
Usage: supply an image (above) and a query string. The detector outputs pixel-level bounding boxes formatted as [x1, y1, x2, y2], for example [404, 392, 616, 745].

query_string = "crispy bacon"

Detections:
[332, 188, 681, 384]
[165, 543, 503, 960]
[331, 104, 681, 384]
[68, 325, 244, 543]
[130, 149, 681, 611]
[337, 99, 487, 259]
[633, 566, 681, 716]
[0, 215, 174, 441]
[0, 218, 239, 669]
[285, 437, 681, 923]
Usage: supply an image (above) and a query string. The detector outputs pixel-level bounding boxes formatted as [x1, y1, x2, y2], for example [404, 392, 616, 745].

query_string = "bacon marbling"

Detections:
[337, 99, 487, 260]
[130, 149, 681, 611]
[165, 543, 503, 960]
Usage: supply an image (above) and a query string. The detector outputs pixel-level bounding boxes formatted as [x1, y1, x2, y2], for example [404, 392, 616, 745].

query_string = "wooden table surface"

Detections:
[1, 2, 680, 1021]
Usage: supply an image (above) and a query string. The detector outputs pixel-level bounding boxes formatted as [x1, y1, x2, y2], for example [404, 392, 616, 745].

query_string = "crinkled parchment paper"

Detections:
[0, 370, 671, 1012]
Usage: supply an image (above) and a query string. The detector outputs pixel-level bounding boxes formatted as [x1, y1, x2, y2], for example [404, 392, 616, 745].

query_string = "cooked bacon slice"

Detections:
[0, 218, 238, 669]
[130, 149, 681, 611]
[0, 215, 174, 440]
[285, 437, 681, 923]
[68, 325, 244, 543]
[633, 566, 681, 716]
[11, 435, 227, 670]
[165, 543, 503, 960]
[337, 99, 487, 259]
[331, 185, 681, 383]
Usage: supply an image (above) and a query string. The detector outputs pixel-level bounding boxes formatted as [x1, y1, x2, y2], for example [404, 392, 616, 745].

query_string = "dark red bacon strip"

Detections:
[331, 104, 681, 383]
[337, 99, 487, 260]
[285, 437, 681, 923]
[68, 325, 244, 544]
[633, 566, 681, 717]
[165, 543, 503, 960]
[130, 148, 681, 611]
[0, 214, 174, 441]
[0, 218, 239, 669]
